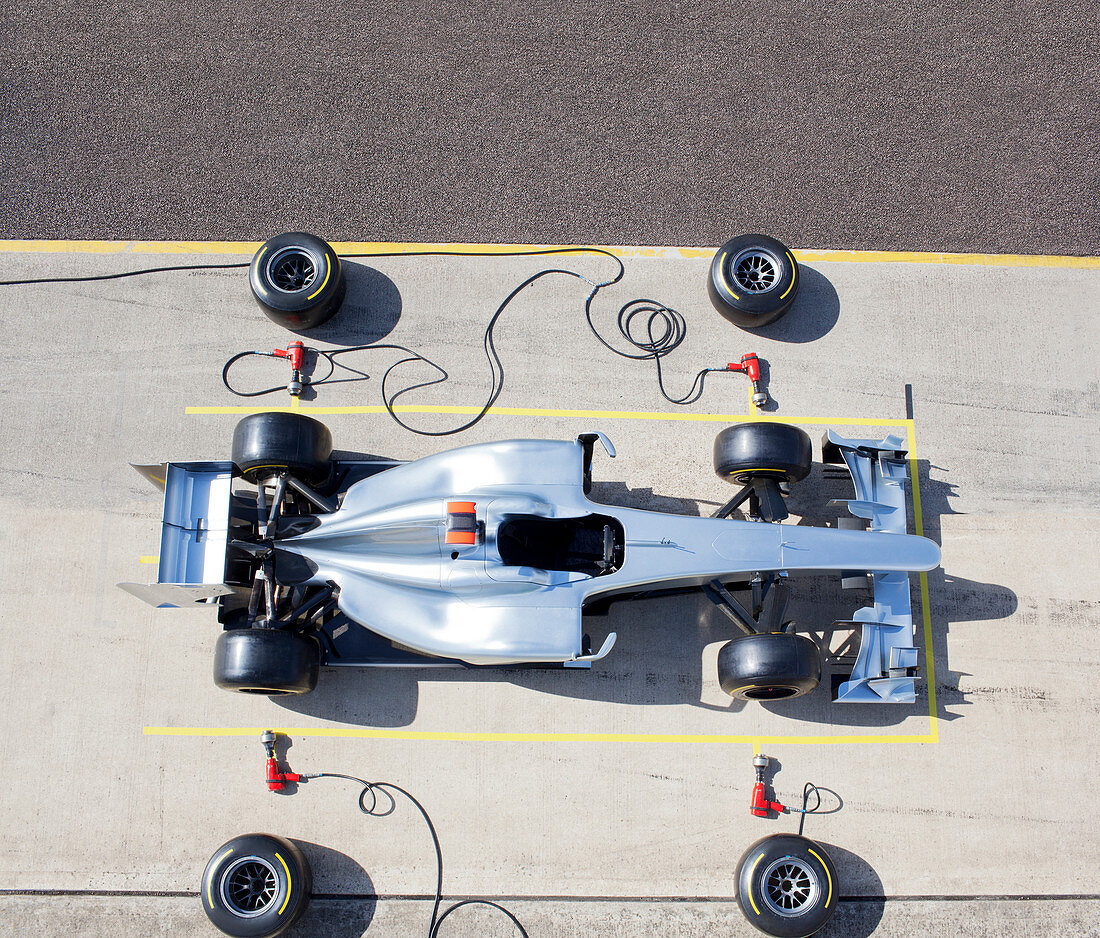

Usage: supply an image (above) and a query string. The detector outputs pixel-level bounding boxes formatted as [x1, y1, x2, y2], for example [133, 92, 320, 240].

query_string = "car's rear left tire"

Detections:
[231, 412, 333, 485]
[201, 833, 312, 937]
[717, 632, 821, 700]
[214, 629, 319, 696]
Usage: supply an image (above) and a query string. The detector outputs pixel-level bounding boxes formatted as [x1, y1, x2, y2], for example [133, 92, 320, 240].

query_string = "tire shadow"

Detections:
[288, 840, 376, 938]
[818, 842, 886, 938]
[750, 265, 841, 343]
[297, 261, 403, 347]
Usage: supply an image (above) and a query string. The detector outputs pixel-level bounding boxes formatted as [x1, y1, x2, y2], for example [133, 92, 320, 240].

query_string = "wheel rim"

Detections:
[743, 685, 799, 700]
[731, 248, 781, 293]
[221, 856, 279, 917]
[268, 248, 317, 293]
[761, 855, 820, 917]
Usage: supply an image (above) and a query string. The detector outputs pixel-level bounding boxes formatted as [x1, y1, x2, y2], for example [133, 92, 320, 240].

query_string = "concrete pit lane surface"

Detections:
[0, 242, 1097, 936]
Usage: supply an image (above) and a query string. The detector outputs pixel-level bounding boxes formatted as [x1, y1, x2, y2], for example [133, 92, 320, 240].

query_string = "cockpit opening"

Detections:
[496, 514, 624, 576]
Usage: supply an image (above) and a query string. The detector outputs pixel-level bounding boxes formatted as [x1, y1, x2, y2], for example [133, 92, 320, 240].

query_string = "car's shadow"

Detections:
[275, 457, 1012, 729]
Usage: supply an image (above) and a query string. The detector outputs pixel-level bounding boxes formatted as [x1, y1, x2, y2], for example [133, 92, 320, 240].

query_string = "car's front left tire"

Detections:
[714, 423, 812, 486]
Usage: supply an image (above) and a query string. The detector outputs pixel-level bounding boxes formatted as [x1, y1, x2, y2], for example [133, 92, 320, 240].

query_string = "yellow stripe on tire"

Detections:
[207, 848, 233, 910]
[306, 257, 332, 300]
[808, 847, 833, 907]
[779, 252, 797, 299]
[275, 851, 292, 915]
[252, 246, 270, 296]
[747, 851, 765, 915]
[716, 250, 741, 300]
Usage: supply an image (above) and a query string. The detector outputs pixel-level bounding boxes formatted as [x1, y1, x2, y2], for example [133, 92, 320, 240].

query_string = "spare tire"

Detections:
[250, 232, 346, 331]
[231, 412, 333, 485]
[707, 234, 799, 329]
[714, 423, 812, 485]
[735, 833, 838, 938]
[202, 832, 312, 937]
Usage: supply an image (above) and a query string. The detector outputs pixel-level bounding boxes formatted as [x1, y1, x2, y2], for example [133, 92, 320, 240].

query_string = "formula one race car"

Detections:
[121, 414, 939, 704]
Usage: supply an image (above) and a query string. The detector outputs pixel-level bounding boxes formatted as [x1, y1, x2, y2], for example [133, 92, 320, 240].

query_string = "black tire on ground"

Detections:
[213, 629, 319, 695]
[714, 423, 812, 485]
[231, 412, 333, 485]
[707, 234, 799, 329]
[201, 832, 312, 938]
[717, 633, 821, 700]
[735, 834, 838, 938]
[249, 232, 346, 331]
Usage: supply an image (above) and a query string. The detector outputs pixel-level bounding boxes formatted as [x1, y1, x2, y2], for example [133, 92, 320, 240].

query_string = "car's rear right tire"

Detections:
[214, 629, 319, 696]
[717, 632, 821, 700]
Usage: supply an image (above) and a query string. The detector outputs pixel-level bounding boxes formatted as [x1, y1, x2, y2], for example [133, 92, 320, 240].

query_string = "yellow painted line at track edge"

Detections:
[0, 240, 1095, 268]
[143, 726, 936, 744]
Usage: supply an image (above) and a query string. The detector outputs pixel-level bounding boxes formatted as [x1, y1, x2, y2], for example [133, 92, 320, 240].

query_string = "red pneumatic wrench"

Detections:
[261, 730, 320, 791]
[726, 353, 767, 407]
[750, 754, 789, 817]
[272, 341, 305, 397]
[749, 753, 826, 828]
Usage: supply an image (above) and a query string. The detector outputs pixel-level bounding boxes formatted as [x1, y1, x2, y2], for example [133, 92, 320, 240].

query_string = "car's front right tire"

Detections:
[717, 632, 821, 700]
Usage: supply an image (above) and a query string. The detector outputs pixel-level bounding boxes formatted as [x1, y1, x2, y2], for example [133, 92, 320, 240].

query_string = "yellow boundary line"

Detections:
[143, 726, 936, 744]
[146, 409, 938, 747]
[186, 403, 916, 425]
[1, 239, 1096, 268]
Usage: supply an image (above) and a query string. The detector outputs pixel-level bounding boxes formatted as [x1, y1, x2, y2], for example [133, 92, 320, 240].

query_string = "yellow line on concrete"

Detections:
[0, 240, 262, 255]
[139, 555, 159, 564]
[186, 402, 912, 427]
[0, 240, 711, 260]
[0, 239, 1096, 268]
[142, 725, 935, 744]
[907, 423, 940, 743]
[795, 249, 1100, 269]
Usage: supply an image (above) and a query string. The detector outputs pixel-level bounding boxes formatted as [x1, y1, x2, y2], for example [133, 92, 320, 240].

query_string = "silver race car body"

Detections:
[123, 427, 939, 704]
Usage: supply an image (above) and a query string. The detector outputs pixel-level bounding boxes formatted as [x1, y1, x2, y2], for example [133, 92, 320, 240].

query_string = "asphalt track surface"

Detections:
[3, 1, 1098, 253]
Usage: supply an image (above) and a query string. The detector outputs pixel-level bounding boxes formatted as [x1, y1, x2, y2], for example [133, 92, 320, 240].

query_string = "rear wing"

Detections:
[118, 461, 235, 608]
[823, 431, 926, 704]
